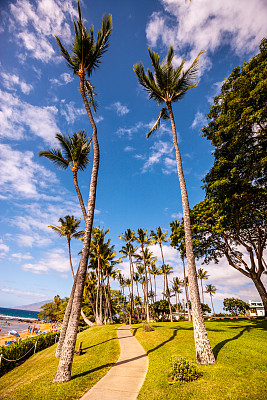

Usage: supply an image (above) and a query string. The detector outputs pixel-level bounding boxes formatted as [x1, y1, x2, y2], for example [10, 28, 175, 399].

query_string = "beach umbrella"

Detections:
[8, 330, 20, 337]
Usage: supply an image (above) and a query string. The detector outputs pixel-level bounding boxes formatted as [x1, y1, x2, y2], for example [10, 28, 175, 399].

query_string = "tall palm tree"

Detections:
[40, 131, 91, 221]
[205, 284, 217, 315]
[119, 229, 136, 324]
[53, 1, 112, 383]
[134, 46, 215, 365]
[198, 268, 210, 303]
[150, 262, 160, 302]
[136, 229, 152, 322]
[150, 227, 173, 322]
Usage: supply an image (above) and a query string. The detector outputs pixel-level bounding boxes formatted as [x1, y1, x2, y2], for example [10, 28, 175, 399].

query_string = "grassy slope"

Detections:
[0, 325, 120, 400]
[133, 319, 267, 400]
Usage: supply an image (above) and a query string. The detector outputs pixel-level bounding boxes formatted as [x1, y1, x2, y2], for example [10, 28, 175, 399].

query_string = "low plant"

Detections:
[143, 323, 154, 332]
[168, 356, 202, 384]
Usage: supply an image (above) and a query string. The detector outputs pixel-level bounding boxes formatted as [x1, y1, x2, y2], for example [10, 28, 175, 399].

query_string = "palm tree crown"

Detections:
[133, 46, 204, 136]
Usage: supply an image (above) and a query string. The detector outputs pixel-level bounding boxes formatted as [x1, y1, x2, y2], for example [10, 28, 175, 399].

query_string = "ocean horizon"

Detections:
[0, 307, 39, 321]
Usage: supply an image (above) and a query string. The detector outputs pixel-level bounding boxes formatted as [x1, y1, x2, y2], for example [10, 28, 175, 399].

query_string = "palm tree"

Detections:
[150, 262, 160, 302]
[135, 229, 152, 322]
[134, 46, 215, 365]
[119, 229, 136, 324]
[48, 216, 83, 280]
[205, 284, 217, 315]
[171, 277, 183, 314]
[150, 227, 173, 322]
[53, 1, 112, 382]
[198, 268, 210, 303]
[40, 131, 91, 221]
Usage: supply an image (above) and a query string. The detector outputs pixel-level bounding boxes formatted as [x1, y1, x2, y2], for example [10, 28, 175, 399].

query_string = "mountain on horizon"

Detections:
[13, 300, 52, 312]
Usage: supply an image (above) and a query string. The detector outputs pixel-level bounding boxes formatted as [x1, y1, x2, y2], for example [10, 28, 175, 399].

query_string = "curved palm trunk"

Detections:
[167, 102, 215, 365]
[53, 73, 100, 383]
[159, 243, 173, 322]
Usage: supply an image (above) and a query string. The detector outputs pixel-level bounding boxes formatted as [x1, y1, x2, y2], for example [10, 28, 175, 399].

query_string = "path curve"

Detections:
[80, 325, 148, 400]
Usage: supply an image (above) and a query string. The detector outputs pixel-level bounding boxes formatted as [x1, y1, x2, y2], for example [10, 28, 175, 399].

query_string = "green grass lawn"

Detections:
[0, 324, 120, 400]
[133, 319, 267, 400]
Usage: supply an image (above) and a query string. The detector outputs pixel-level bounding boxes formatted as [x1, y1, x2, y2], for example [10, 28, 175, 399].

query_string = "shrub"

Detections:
[0, 332, 58, 376]
[178, 315, 185, 321]
[168, 357, 202, 384]
[143, 323, 154, 332]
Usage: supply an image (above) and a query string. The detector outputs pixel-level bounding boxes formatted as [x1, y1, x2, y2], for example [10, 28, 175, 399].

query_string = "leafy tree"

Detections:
[223, 298, 250, 316]
[53, 1, 112, 383]
[151, 300, 172, 321]
[199, 39, 267, 316]
[201, 303, 211, 315]
[205, 284, 217, 315]
[134, 46, 215, 364]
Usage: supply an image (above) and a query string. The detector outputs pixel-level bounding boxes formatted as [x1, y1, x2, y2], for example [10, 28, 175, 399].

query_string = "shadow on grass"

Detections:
[82, 337, 117, 351]
[71, 362, 115, 379]
[147, 327, 179, 354]
[212, 326, 250, 359]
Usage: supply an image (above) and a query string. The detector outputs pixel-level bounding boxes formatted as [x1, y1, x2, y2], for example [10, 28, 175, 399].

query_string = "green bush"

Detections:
[168, 357, 202, 384]
[0, 332, 58, 376]
[143, 323, 154, 332]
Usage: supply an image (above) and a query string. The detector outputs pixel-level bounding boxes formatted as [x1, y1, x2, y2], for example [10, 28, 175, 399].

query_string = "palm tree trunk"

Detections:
[200, 279, 204, 304]
[53, 72, 100, 383]
[182, 258, 191, 321]
[129, 251, 134, 325]
[159, 243, 173, 322]
[210, 294, 215, 315]
[73, 170, 87, 222]
[167, 102, 215, 365]
[141, 245, 150, 323]
[154, 275, 157, 302]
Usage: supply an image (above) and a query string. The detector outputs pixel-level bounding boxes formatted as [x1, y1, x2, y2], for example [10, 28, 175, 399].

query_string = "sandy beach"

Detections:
[0, 321, 54, 346]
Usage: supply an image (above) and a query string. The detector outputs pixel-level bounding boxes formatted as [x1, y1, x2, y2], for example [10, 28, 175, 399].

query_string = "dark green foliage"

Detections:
[143, 323, 154, 332]
[223, 298, 250, 316]
[201, 303, 211, 314]
[0, 332, 58, 376]
[168, 357, 202, 384]
[151, 300, 171, 321]
[38, 296, 68, 321]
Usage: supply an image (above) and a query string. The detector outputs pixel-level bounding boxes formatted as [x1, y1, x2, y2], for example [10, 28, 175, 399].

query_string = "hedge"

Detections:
[0, 332, 58, 376]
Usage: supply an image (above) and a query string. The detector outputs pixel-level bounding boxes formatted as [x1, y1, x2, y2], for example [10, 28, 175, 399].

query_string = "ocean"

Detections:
[0, 307, 39, 337]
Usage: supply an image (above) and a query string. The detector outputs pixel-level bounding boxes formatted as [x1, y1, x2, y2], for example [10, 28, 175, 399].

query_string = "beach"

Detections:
[0, 320, 54, 346]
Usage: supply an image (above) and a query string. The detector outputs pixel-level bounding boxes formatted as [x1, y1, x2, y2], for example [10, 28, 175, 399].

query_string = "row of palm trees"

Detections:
[38, 0, 216, 382]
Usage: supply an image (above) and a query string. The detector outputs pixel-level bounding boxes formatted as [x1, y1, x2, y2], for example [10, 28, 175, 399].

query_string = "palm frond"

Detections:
[39, 149, 69, 169]
[54, 36, 76, 72]
[147, 107, 169, 139]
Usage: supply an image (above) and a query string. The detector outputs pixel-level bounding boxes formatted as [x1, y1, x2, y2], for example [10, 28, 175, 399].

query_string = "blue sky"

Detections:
[0, 0, 266, 312]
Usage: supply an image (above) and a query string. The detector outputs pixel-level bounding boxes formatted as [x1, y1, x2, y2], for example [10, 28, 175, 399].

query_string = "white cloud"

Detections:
[22, 248, 71, 275]
[0, 239, 9, 258]
[9, 0, 77, 63]
[116, 121, 146, 140]
[50, 72, 74, 86]
[0, 144, 58, 199]
[1, 287, 47, 299]
[191, 111, 206, 129]
[0, 90, 60, 144]
[171, 212, 183, 219]
[109, 102, 130, 116]
[60, 100, 86, 124]
[141, 140, 174, 173]
[11, 252, 33, 262]
[146, 0, 267, 71]
[1, 72, 33, 94]
[124, 146, 135, 152]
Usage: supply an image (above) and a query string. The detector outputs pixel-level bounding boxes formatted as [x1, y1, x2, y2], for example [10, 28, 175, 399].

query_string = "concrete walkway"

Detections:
[80, 325, 148, 400]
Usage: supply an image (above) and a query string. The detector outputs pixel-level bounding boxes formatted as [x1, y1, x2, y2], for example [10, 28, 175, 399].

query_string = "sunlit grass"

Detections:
[133, 319, 267, 400]
[0, 325, 120, 400]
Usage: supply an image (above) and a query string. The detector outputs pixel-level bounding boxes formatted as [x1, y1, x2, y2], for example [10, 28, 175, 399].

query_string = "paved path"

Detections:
[80, 325, 148, 400]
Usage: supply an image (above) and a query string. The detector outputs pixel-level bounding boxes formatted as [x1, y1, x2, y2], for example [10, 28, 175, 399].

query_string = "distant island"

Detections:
[12, 300, 52, 312]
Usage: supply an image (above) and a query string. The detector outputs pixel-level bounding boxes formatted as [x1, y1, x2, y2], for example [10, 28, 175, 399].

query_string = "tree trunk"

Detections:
[182, 258, 191, 321]
[73, 170, 87, 222]
[159, 243, 173, 322]
[210, 294, 215, 315]
[141, 245, 150, 322]
[167, 102, 215, 365]
[129, 251, 134, 325]
[53, 72, 100, 382]
[154, 275, 157, 302]
[200, 279, 204, 303]
[251, 273, 267, 318]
